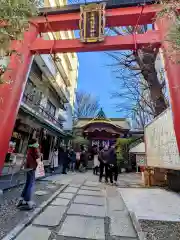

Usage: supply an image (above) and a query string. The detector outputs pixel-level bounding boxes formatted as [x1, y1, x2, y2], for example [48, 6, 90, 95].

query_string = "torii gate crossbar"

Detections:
[0, 3, 180, 172]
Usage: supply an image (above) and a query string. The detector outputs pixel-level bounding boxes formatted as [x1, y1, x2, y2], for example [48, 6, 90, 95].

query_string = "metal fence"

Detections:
[22, 94, 63, 129]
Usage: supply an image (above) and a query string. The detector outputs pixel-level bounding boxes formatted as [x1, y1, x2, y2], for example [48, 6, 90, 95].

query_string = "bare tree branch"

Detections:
[73, 90, 100, 123]
[106, 24, 169, 128]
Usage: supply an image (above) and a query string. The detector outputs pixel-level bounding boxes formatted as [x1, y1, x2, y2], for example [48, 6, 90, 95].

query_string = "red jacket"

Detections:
[26, 147, 40, 170]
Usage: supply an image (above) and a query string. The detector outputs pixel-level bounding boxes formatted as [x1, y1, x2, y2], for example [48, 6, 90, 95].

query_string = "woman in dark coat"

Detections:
[58, 146, 68, 174]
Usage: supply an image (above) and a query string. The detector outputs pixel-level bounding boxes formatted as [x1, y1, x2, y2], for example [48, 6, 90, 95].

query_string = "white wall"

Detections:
[145, 108, 179, 170]
[41, 54, 56, 76]
[63, 103, 73, 130]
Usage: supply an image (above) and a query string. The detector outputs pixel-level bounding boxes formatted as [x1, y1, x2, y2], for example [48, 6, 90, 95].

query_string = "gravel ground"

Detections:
[0, 180, 62, 239]
[139, 220, 180, 240]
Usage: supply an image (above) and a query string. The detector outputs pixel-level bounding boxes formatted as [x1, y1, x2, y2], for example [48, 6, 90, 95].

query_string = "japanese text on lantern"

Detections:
[79, 3, 106, 43]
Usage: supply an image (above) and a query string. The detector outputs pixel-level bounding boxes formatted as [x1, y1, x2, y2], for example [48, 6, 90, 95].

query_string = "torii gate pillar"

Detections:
[0, 26, 38, 172]
[156, 17, 180, 153]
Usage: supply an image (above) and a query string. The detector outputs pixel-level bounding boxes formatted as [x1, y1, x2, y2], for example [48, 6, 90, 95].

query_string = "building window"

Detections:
[24, 80, 36, 100]
[23, 79, 42, 106]
[31, 61, 43, 80]
[46, 100, 56, 117]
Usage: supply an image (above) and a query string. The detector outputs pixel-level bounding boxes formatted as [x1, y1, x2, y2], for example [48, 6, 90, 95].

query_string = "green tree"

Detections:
[157, 0, 180, 54]
[0, 0, 40, 83]
[116, 138, 136, 167]
[72, 136, 90, 151]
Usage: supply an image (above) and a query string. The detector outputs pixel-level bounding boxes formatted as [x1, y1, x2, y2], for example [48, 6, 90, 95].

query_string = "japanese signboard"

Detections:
[79, 3, 106, 43]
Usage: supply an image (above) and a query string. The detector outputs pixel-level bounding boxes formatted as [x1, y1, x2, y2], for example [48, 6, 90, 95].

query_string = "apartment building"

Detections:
[44, 0, 79, 118]
[7, 0, 79, 165]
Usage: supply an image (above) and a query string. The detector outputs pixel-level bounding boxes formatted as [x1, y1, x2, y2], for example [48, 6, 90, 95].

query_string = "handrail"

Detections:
[22, 94, 64, 129]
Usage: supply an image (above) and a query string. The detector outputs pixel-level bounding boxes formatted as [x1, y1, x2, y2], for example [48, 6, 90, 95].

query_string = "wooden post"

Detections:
[0, 25, 38, 173]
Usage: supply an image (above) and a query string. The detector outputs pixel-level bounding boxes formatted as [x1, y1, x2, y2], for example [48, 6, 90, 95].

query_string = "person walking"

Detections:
[58, 146, 68, 174]
[98, 145, 109, 183]
[69, 148, 76, 172]
[93, 146, 99, 175]
[50, 147, 58, 173]
[17, 138, 40, 210]
[66, 146, 71, 171]
[79, 145, 86, 172]
[76, 151, 81, 171]
[107, 144, 118, 185]
[93, 154, 99, 175]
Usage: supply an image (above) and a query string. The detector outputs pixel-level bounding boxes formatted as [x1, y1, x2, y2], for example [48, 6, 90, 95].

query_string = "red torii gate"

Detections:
[0, 3, 179, 172]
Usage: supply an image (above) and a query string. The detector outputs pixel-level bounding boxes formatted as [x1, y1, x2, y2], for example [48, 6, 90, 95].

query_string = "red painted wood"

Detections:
[156, 18, 180, 153]
[0, 26, 38, 173]
[33, 5, 160, 32]
[31, 30, 161, 54]
[1, 3, 179, 170]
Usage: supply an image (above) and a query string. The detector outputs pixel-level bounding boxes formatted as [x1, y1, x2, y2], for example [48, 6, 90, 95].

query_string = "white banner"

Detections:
[145, 108, 180, 169]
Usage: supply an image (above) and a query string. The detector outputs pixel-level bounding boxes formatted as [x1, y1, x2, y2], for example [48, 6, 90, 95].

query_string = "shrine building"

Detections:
[74, 109, 131, 148]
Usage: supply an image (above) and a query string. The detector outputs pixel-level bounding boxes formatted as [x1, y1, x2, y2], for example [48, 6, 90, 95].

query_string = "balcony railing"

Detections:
[22, 94, 63, 129]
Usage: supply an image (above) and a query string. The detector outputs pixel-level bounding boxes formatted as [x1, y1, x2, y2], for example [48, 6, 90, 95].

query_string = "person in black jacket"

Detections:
[107, 144, 118, 185]
[58, 146, 68, 174]
[98, 145, 109, 183]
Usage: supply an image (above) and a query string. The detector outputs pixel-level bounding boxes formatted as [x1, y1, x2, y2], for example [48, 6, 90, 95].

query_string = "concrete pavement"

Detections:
[14, 172, 140, 240]
[119, 188, 180, 222]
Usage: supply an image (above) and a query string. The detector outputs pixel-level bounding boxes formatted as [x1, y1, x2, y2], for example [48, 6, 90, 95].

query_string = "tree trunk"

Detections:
[135, 48, 168, 116]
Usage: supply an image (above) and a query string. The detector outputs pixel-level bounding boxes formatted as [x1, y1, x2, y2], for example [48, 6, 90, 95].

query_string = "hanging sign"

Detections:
[136, 155, 146, 166]
[79, 3, 106, 43]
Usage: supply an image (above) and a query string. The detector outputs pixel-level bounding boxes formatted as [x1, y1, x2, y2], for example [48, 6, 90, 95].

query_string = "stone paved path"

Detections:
[14, 172, 140, 240]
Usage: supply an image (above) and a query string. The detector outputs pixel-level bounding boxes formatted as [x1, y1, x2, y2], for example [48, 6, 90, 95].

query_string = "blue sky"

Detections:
[77, 52, 123, 118]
